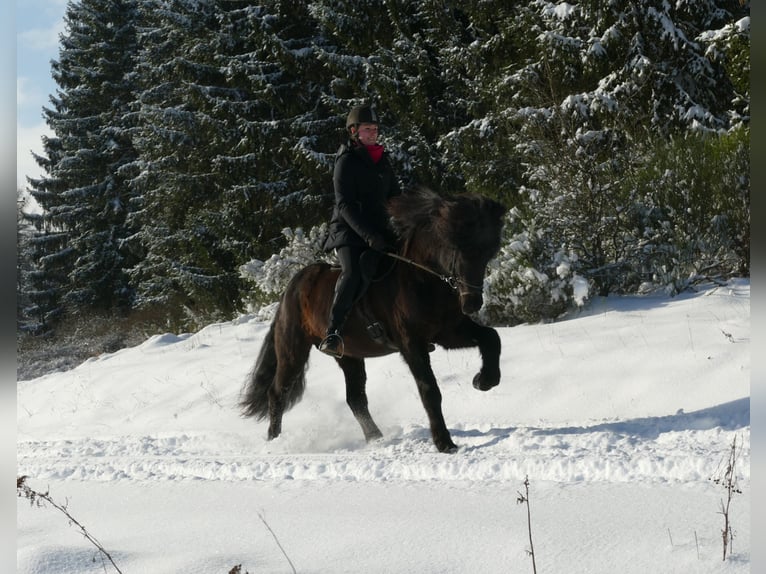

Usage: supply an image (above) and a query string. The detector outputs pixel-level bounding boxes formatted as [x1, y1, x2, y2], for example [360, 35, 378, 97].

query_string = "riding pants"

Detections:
[328, 245, 381, 334]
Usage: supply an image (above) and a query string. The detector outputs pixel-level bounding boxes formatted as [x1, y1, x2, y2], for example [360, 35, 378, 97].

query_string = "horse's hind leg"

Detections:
[267, 378, 285, 440]
[401, 347, 457, 453]
[267, 336, 311, 441]
[337, 357, 383, 442]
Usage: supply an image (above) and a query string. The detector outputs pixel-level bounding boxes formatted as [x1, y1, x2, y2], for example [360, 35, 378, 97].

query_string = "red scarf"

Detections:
[365, 144, 384, 164]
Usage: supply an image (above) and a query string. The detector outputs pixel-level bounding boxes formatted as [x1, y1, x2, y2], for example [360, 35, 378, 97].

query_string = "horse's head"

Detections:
[437, 194, 507, 314]
[389, 188, 507, 315]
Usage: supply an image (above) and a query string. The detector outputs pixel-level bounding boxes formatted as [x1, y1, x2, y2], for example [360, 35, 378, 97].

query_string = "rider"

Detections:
[319, 104, 401, 357]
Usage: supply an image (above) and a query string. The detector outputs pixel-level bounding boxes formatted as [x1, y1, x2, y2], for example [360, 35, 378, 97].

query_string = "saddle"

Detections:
[356, 260, 435, 353]
[357, 250, 398, 349]
[358, 301, 397, 349]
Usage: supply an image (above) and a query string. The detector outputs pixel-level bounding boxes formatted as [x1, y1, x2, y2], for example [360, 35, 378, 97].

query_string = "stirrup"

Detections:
[319, 333, 344, 358]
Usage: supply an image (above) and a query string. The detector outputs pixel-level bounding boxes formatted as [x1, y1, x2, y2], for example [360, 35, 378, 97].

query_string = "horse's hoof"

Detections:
[472, 371, 500, 391]
[436, 440, 459, 454]
[365, 431, 384, 443]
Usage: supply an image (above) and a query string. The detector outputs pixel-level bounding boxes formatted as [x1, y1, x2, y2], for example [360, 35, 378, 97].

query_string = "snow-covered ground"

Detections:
[17, 280, 750, 573]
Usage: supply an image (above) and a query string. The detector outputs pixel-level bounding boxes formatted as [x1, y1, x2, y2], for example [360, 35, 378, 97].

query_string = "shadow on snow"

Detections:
[452, 397, 749, 450]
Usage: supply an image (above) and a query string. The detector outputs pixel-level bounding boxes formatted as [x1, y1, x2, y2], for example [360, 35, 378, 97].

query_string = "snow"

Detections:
[17, 279, 751, 573]
[698, 16, 750, 43]
[541, 2, 575, 21]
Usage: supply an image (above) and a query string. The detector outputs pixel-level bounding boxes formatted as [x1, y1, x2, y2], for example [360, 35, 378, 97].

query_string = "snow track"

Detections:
[18, 282, 750, 488]
[18, 399, 749, 485]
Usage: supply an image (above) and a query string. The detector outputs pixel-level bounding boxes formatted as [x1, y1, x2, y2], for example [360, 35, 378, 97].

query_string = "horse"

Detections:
[239, 187, 507, 453]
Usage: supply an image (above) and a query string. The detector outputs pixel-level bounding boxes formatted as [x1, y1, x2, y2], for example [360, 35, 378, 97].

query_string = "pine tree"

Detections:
[17, 190, 40, 332]
[18, 0, 749, 332]
[481, 0, 749, 316]
[373, 0, 474, 193]
[24, 0, 140, 329]
[430, 1, 529, 202]
[125, 0, 235, 325]
[213, 0, 337, 251]
[126, 0, 336, 328]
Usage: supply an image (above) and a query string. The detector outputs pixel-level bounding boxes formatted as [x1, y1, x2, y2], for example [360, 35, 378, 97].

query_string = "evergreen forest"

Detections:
[17, 0, 750, 340]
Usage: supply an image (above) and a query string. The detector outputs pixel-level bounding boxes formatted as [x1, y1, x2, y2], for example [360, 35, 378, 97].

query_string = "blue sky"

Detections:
[16, 0, 67, 188]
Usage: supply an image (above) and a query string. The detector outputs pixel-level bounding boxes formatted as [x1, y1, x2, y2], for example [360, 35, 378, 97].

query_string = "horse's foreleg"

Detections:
[438, 319, 501, 391]
[469, 321, 501, 391]
[338, 357, 383, 442]
[401, 348, 457, 453]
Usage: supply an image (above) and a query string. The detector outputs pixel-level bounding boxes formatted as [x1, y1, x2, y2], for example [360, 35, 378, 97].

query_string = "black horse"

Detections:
[240, 187, 507, 453]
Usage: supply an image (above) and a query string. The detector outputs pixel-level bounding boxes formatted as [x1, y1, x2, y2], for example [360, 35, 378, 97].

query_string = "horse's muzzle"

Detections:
[460, 291, 483, 315]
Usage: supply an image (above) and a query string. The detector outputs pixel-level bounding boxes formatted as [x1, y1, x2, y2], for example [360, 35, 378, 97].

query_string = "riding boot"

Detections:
[320, 290, 351, 358]
[320, 245, 366, 358]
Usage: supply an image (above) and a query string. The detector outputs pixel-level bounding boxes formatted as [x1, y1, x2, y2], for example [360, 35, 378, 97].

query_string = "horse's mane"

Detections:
[388, 187, 506, 251]
[387, 187, 443, 243]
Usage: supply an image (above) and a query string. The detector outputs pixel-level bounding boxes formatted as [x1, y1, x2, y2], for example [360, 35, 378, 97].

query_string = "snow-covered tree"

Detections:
[17, 190, 40, 332]
[484, 0, 749, 311]
[239, 224, 334, 313]
[124, 0, 238, 326]
[18, 0, 749, 331]
[124, 0, 340, 328]
[24, 0, 140, 329]
[213, 1, 337, 247]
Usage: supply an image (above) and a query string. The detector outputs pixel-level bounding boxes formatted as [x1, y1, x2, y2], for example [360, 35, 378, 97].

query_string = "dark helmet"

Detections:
[346, 105, 379, 130]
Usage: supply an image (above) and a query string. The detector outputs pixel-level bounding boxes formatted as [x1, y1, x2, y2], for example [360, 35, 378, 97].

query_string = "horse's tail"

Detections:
[240, 319, 279, 420]
[239, 301, 309, 420]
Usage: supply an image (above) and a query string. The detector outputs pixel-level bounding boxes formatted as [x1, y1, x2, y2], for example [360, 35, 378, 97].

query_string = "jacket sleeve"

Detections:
[333, 153, 380, 244]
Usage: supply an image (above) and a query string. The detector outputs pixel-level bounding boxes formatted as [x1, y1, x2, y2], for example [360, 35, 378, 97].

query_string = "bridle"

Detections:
[383, 250, 483, 295]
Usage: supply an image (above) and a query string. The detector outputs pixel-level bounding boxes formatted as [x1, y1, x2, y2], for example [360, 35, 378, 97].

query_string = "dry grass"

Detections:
[16, 310, 169, 381]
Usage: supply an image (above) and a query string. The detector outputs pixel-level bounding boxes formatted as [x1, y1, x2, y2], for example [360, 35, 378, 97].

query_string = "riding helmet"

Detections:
[346, 105, 379, 130]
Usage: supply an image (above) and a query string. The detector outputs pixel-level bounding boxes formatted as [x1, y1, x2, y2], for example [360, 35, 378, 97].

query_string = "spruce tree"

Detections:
[481, 0, 749, 317]
[214, 0, 337, 252]
[556, 1, 741, 289]
[24, 0, 139, 330]
[127, 0, 336, 327]
[430, 1, 528, 202]
[126, 0, 235, 325]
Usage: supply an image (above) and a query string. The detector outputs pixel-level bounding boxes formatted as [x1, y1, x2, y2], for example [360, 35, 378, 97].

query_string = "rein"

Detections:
[383, 251, 482, 292]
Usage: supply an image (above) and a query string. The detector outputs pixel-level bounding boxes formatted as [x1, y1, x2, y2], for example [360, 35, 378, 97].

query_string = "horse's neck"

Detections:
[404, 232, 448, 273]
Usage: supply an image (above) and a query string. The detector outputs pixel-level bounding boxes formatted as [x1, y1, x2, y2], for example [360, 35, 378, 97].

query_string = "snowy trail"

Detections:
[17, 281, 750, 487]
[18, 396, 749, 484]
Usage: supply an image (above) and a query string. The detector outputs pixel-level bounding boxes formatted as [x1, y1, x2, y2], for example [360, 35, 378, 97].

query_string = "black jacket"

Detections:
[323, 142, 402, 251]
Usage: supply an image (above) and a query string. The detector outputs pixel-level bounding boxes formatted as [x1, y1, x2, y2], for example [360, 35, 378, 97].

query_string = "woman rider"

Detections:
[319, 104, 401, 357]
